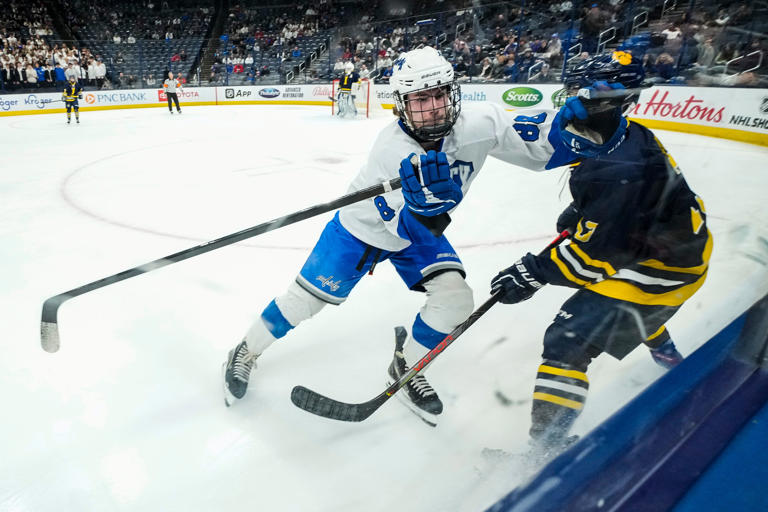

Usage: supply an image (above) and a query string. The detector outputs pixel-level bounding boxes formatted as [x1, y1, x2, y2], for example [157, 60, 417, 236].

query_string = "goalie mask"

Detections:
[390, 47, 460, 142]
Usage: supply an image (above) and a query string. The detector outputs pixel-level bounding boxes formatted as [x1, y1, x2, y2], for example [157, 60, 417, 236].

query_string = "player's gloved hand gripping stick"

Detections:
[290, 230, 570, 423]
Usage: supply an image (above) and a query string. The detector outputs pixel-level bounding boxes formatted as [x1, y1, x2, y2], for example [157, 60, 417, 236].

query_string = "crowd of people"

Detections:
[1, 0, 766, 92]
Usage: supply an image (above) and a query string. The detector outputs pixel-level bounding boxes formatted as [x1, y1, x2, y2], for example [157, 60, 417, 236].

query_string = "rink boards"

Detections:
[1, 84, 766, 146]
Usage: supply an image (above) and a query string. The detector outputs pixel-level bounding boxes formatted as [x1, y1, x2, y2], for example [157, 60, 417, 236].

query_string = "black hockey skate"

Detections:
[223, 340, 258, 407]
[527, 434, 580, 466]
[387, 326, 443, 427]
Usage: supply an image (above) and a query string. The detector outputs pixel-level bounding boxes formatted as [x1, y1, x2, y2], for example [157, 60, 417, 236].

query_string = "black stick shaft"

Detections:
[40, 178, 402, 352]
[291, 230, 570, 422]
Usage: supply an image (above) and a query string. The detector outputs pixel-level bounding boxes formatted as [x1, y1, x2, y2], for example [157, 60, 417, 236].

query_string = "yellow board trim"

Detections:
[533, 392, 584, 410]
[550, 247, 591, 286]
[569, 244, 617, 275]
[587, 270, 708, 306]
[638, 230, 713, 275]
[538, 364, 589, 382]
[630, 118, 768, 147]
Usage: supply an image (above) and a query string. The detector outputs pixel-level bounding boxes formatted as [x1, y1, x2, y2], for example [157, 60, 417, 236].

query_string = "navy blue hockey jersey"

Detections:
[529, 121, 712, 307]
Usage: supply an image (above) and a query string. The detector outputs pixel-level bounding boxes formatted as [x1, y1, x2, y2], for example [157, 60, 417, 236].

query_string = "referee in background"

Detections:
[163, 71, 182, 114]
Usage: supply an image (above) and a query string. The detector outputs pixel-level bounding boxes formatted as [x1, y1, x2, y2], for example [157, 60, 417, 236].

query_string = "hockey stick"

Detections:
[290, 230, 570, 423]
[40, 177, 403, 353]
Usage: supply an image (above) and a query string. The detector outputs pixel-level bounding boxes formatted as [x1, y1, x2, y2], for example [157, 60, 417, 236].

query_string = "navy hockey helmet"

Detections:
[565, 51, 645, 91]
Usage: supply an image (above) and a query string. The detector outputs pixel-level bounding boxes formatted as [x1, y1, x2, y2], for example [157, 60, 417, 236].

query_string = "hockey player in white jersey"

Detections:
[224, 46, 589, 425]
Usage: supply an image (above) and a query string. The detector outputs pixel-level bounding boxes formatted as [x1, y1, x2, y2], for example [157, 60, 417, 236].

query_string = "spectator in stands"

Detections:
[581, 3, 605, 54]
[87, 60, 97, 86]
[517, 48, 537, 76]
[714, 42, 737, 65]
[94, 59, 106, 88]
[146, 74, 157, 86]
[661, 23, 682, 41]
[477, 57, 493, 80]
[64, 63, 79, 82]
[54, 62, 67, 87]
[35, 63, 46, 87]
[649, 53, 678, 83]
[531, 62, 556, 82]
[503, 55, 520, 82]
[25, 63, 38, 87]
[7, 64, 21, 90]
[113, 34, 121, 44]
[454, 56, 468, 76]
[127, 34, 136, 44]
[291, 46, 302, 60]
[180, 49, 188, 62]
[171, 52, 181, 62]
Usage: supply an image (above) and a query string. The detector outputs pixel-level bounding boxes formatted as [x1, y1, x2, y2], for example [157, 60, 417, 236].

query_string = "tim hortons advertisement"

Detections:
[630, 87, 768, 142]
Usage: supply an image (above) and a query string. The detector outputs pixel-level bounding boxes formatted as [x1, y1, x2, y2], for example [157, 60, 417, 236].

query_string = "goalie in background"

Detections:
[62, 75, 83, 124]
[490, 44, 711, 459]
[336, 61, 360, 117]
[222, 46, 620, 426]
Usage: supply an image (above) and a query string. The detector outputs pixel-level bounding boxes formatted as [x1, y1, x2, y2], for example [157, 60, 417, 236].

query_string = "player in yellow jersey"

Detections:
[62, 75, 84, 124]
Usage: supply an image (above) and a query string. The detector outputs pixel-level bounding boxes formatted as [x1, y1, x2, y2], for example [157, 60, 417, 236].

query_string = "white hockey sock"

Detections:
[244, 319, 277, 355]
[403, 335, 430, 367]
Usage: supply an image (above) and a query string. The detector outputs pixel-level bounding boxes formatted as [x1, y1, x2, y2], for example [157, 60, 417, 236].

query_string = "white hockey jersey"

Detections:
[338, 102, 570, 252]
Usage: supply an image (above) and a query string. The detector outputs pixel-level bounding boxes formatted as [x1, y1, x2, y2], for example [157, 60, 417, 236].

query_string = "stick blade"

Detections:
[41, 295, 67, 353]
[41, 321, 60, 353]
[291, 386, 380, 423]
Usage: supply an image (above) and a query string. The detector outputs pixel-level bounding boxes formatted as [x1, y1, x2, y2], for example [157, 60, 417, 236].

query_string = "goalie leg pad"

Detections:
[412, 271, 474, 349]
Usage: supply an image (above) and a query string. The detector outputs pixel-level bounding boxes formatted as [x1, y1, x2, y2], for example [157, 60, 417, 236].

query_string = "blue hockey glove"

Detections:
[649, 339, 683, 370]
[399, 150, 462, 217]
[490, 253, 547, 304]
[559, 95, 589, 126]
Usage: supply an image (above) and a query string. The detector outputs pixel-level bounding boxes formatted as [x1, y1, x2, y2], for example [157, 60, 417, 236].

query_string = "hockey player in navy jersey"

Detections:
[490, 49, 711, 454]
[223, 47, 618, 425]
[63, 75, 83, 124]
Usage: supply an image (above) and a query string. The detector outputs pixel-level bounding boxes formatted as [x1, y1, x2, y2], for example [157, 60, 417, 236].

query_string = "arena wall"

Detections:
[1, 84, 766, 146]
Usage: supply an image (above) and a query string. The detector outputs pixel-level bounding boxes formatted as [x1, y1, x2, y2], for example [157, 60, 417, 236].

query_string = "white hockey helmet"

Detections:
[344, 61, 354, 74]
[390, 46, 460, 141]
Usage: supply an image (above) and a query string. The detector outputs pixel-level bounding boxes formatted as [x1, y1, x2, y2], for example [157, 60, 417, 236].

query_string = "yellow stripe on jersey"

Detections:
[646, 325, 667, 342]
[586, 269, 707, 306]
[569, 243, 617, 276]
[637, 230, 713, 275]
[538, 364, 589, 382]
[550, 247, 591, 286]
[533, 392, 584, 410]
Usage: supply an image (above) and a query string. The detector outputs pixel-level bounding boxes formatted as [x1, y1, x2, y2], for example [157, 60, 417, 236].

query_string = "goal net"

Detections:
[331, 78, 388, 118]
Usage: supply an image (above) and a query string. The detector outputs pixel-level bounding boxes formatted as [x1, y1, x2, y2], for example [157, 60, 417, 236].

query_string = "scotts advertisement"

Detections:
[502, 87, 544, 107]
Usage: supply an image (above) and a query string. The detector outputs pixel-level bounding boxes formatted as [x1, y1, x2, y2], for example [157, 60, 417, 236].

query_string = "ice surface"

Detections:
[1, 105, 767, 511]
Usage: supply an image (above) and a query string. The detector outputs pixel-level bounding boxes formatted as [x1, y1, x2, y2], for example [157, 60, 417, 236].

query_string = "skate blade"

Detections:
[222, 362, 237, 407]
[386, 378, 439, 427]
